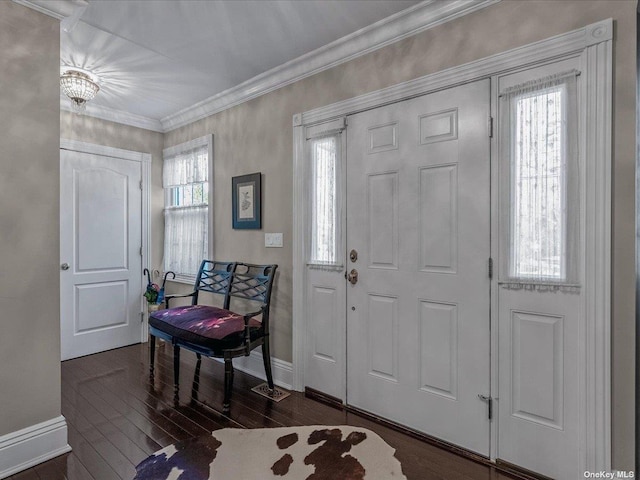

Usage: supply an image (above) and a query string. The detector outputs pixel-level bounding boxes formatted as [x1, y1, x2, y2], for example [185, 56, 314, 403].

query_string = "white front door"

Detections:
[345, 80, 491, 455]
[60, 149, 143, 361]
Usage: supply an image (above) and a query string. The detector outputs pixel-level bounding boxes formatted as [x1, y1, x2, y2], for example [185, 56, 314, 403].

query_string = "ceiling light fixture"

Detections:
[60, 69, 99, 114]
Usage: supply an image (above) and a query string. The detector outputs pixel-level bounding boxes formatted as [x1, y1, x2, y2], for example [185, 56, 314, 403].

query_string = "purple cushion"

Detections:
[149, 305, 262, 351]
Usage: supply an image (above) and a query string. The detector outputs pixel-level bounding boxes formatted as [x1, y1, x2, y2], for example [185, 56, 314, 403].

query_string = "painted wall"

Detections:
[0, 2, 61, 436]
[163, 0, 636, 469]
[60, 113, 165, 270]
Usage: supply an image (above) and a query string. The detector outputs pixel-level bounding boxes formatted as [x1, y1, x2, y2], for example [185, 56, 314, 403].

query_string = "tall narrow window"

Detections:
[512, 85, 565, 280]
[500, 70, 579, 290]
[163, 136, 212, 280]
[310, 134, 340, 265]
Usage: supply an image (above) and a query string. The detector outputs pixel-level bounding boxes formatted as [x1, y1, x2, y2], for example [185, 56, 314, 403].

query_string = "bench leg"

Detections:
[149, 334, 156, 380]
[173, 344, 180, 405]
[223, 357, 234, 413]
[262, 339, 274, 391]
[191, 353, 202, 402]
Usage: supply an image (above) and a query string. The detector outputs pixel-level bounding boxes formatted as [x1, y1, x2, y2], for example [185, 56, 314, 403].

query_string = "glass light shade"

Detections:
[60, 70, 99, 113]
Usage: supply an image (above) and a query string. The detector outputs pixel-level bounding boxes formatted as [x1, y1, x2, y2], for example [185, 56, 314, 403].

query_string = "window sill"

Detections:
[167, 274, 196, 286]
[307, 263, 344, 271]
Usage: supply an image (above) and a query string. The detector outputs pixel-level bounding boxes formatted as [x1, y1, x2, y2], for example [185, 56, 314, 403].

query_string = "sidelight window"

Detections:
[309, 134, 341, 265]
[500, 70, 580, 290]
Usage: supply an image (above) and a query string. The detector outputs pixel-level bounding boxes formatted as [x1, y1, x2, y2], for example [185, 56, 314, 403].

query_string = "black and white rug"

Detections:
[134, 425, 407, 479]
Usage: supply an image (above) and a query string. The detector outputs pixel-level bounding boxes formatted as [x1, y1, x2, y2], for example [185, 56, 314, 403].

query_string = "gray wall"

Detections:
[163, 0, 636, 469]
[0, 2, 61, 436]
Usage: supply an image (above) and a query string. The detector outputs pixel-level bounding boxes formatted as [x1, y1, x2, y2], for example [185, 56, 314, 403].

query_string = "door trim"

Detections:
[292, 18, 612, 472]
[60, 139, 152, 341]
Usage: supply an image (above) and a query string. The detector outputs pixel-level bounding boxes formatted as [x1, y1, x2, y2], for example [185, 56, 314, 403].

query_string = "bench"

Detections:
[148, 260, 278, 412]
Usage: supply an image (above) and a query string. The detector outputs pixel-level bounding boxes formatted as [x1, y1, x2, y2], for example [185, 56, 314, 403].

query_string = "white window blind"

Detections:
[309, 134, 341, 266]
[163, 141, 210, 279]
[500, 70, 580, 291]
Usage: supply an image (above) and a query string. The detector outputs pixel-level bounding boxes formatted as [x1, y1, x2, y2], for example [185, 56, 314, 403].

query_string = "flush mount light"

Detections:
[60, 69, 99, 114]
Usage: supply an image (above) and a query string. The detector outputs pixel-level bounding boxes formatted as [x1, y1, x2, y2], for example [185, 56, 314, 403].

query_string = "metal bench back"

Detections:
[229, 263, 277, 306]
[193, 260, 236, 306]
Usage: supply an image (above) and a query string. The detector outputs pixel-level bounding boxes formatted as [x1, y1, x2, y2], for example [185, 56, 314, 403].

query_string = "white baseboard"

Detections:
[226, 351, 294, 391]
[0, 416, 71, 479]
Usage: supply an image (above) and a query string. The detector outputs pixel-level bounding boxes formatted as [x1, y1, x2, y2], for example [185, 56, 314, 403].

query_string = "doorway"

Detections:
[304, 80, 492, 454]
[60, 141, 150, 360]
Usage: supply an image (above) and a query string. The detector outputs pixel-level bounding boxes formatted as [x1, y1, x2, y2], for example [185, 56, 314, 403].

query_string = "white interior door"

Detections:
[60, 149, 143, 361]
[345, 80, 491, 455]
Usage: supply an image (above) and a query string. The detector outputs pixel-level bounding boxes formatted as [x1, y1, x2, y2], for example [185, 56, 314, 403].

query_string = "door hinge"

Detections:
[488, 116, 494, 138]
[488, 257, 493, 279]
[139, 246, 143, 256]
[139, 180, 143, 190]
[140, 312, 144, 323]
[478, 394, 493, 420]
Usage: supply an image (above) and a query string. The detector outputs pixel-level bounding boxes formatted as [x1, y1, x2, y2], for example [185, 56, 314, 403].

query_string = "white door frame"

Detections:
[60, 139, 152, 341]
[292, 18, 612, 471]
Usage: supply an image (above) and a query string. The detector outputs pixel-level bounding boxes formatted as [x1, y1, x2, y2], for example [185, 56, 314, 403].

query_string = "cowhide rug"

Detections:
[134, 425, 407, 480]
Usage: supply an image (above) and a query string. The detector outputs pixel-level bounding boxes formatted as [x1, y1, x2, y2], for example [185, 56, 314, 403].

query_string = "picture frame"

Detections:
[232, 172, 261, 229]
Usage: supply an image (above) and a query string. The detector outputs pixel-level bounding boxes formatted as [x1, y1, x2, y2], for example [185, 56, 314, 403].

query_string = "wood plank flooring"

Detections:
[10, 343, 520, 480]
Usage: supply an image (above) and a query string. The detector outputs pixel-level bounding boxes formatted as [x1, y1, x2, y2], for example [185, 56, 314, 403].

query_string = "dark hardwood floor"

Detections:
[10, 343, 520, 480]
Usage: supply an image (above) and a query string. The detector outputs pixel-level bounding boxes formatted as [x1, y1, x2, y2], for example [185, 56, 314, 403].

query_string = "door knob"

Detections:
[345, 269, 358, 285]
[61, 263, 70, 270]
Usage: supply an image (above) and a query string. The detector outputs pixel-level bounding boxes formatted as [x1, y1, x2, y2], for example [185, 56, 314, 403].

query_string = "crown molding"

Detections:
[60, 98, 164, 133]
[160, 0, 500, 132]
[299, 18, 612, 126]
[11, 0, 86, 20]
[55, 0, 498, 133]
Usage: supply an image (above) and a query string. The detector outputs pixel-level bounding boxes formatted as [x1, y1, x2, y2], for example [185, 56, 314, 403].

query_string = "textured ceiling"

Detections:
[60, 0, 421, 121]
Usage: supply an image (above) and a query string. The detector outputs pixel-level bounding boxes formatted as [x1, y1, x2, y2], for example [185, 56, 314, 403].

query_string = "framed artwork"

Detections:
[232, 172, 261, 229]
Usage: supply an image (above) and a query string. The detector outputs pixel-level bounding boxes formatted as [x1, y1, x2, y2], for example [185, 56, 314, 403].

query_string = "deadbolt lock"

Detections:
[349, 249, 358, 263]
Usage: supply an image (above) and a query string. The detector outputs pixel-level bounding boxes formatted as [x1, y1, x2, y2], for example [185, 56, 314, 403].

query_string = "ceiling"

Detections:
[59, 0, 421, 125]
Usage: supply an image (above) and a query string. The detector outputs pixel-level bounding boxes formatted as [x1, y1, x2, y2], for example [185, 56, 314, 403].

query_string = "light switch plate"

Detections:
[265, 233, 283, 248]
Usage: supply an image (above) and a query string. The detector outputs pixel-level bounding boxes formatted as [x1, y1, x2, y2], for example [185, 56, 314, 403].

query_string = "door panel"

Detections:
[497, 290, 580, 477]
[76, 168, 129, 270]
[510, 310, 564, 428]
[419, 163, 458, 272]
[61, 150, 142, 360]
[495, 58, 582, 479]
[310, 285, 340, 362]
[367, 172, 398, 269]
[419, 300, 458, 399]
[346, 80, 491, 455]
[305, 273, 346, 399]
[367, 293, 398, 381]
